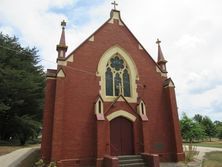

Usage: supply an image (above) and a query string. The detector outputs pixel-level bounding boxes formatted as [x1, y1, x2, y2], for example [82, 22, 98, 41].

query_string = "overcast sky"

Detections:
[0, 0, 222, 121]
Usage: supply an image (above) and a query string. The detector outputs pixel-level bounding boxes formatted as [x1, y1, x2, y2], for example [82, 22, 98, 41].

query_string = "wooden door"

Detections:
[110, 117, 134, 155]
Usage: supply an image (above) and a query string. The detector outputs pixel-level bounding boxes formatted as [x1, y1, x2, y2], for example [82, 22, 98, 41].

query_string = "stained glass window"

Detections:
[105, 54, 131, 97]
[123, 69, 130, 97]
[114, 73, 121, 96]
[106, 67, 113, 96]
[111, 56, 124, 71]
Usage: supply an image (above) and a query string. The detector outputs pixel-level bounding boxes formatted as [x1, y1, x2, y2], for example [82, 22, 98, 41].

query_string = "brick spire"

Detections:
[156, 39, 167, 73]
[56, 20, 68, 59]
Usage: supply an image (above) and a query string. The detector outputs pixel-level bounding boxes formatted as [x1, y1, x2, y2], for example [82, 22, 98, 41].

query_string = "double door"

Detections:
[110, 117, 134, 155]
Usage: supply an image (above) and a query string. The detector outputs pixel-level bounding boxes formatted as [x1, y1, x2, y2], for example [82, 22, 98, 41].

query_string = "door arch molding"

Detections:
[106, 110, 136, 122]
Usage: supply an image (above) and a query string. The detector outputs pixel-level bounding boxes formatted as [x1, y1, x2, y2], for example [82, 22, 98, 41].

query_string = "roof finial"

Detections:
[156, 38, 167, 73]
[61, 20, 66, 29]
[111, 1, 118, 10]
[156, 38, 161, 45]
[57, 20, 68, 59]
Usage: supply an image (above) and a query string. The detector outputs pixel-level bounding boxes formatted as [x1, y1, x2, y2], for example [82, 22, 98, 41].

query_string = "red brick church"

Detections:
[41, 7, 184, 167]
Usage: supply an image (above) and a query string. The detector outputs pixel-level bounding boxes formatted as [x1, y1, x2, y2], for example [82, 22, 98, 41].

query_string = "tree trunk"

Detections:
[189, 139, 193, 151]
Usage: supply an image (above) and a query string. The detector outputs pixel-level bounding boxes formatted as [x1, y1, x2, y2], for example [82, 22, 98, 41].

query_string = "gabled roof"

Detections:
[137, 98, 146, 106]
[61, 9, 164, 72]
[94, 94, 104, 103]
[105, 94, 136, 114]
[46, 69, 57, 77]
[163, 78, 175, 88]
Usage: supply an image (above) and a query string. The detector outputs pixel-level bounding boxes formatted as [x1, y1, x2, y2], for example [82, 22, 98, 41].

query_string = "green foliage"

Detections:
[14, 115, 41, 145]
[0, 32, 45, 145]
[193, 114, 217, 141]
[180, 113, 205, 143]
[214, 121, 222, 139]
[181, 113, 221, 142]
[202, 116, 217, 141]
[34, 159, 57, 167]
[193, 114, 203, 123]
[48, 162, 57, 167]
[35, 159, 45, 167]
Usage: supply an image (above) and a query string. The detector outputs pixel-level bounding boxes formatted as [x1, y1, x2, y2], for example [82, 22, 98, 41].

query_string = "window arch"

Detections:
[97, 45, 138, 103]
[105, 54, 131, 97]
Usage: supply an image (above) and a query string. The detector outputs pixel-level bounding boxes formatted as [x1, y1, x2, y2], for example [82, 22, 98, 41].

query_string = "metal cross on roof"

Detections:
[61, 20, 66, 29]
[111, 1, 118, 10]
[156, 38, 161, 45]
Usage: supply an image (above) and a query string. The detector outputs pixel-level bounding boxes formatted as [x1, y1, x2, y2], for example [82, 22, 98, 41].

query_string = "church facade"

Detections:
[41, 9, 184, 167]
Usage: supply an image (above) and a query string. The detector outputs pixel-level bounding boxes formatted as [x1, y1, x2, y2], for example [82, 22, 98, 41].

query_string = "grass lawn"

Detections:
[193, 142, 222, 148]
[184, 140, 222, 148]
[202, 151, 222, 167]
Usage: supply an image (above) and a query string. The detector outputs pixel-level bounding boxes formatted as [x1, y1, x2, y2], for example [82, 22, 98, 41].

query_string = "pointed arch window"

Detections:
[106, 68, 113, 96]
[105, 54, 131, 97]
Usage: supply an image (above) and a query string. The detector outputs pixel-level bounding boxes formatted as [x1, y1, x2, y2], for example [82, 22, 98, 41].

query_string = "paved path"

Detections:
[0, 146, 40, 167]
[161, 146, 222, 167]
[196, 146, 222, 160]
[0, 146, 221, 167]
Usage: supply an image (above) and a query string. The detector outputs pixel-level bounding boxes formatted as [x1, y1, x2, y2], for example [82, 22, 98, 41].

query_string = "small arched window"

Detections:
[141, 103, 144, 115]
[105, 54, 131, 97]
[137, 100, 148, 121]
[98, 101, 102, 114]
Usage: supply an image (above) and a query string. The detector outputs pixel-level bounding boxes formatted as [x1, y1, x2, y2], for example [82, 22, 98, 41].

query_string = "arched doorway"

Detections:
[110, 116, 134, 156]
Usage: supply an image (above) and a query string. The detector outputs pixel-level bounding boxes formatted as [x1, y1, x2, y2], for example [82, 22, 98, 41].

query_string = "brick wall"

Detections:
[41, 17, 184, 166]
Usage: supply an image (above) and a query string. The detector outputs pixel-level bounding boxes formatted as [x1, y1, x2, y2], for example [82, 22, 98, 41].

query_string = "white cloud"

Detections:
[0, 0, 76, 68]
[1, 0, 222, 120]
[175, 34, 207, 49]
[178, 85, 222, 120]
[0, 26, 15, 36]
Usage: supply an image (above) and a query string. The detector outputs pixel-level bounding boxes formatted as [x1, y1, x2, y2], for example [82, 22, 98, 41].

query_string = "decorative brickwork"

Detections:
[41, 9, 184, 167]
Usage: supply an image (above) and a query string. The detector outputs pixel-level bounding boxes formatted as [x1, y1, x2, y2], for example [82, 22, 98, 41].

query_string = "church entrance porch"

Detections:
[110, 117, 134, 156]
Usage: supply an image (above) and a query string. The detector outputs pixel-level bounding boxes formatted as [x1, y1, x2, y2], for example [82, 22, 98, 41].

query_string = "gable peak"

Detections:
[110, 9, 121, 20]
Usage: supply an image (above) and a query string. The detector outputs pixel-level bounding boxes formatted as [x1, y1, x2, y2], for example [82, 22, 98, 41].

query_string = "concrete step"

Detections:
[119, 158, 144, 165]
[118, 155, 142, 160]
[118, 155, 148, 167]
[119, 162, 148, 167]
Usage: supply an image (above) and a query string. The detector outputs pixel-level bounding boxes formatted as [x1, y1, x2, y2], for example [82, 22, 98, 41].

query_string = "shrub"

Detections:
[34, 159, 57, 167]
[183, 144, 199, 165]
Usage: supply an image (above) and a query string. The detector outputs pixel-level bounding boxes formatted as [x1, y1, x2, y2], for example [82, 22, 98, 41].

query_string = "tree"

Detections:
[201, 116, 217, 141]
[180, 113, 205, 143]
[193, 114, 217, 141]
[214, 121, 222, 140]
[193, 114, 203, 123]
[0, 33, 45, 145]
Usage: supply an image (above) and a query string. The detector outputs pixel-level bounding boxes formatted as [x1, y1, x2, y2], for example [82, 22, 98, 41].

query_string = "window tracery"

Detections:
[105, 54, 131, 97]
